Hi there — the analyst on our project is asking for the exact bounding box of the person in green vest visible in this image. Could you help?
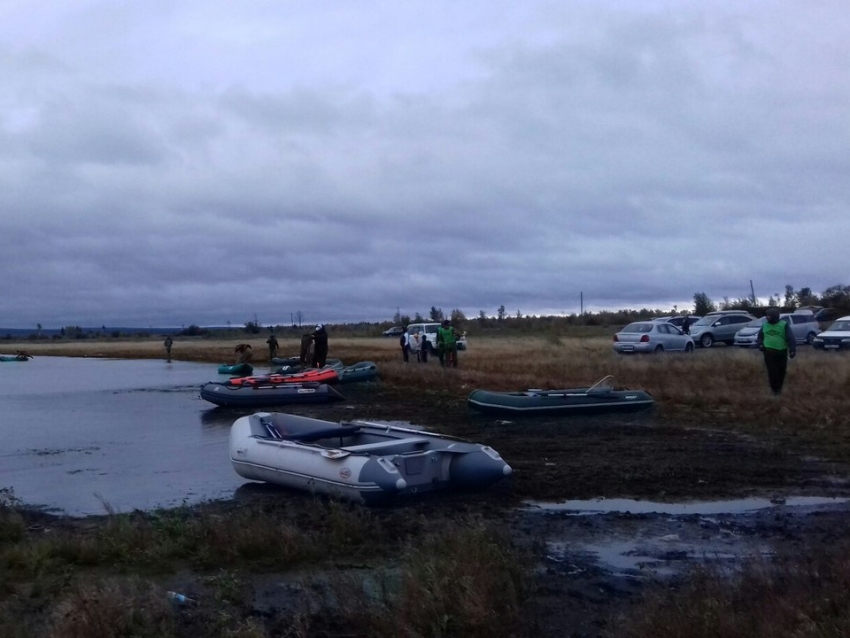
[436,319,460,368]
[756,307,796,395]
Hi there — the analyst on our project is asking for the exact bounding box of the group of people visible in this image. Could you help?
[399,319,462,368]
[266,324,329,368]
[162,324,330,369]
[262,324,330,368]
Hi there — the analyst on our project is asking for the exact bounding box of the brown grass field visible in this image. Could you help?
[3,334,850,637]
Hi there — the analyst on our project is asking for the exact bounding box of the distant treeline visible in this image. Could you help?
[4,283,848,342]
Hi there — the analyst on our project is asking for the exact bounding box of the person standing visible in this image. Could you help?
[299,333,313,368]
[234,343,253,364]
[757,307,796,396]
[681,316,692,335]
[411,329,423,363]
[400,326,410,362]
[417,330,428,363]
[436,319,459,368]
[163,336,173,361]
[266,333,279,360]
[311,324,329,368]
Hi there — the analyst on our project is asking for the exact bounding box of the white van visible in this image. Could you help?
[406,323,468,353]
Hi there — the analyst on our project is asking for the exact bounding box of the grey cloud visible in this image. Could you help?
[1,2,848,328]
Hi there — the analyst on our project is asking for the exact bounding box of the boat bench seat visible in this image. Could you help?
[341,437,430,454]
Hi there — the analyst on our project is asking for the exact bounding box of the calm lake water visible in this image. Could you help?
[0,356,263,516]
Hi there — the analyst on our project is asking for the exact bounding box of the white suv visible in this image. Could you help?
[406,322,468,353]
[689,311,756,348]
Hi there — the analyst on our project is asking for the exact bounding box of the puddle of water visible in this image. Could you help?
[546,536,773,579]
[524,495,850,580]
[525,496,850,516]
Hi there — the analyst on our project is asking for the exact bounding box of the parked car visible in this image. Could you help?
[785,310,820,345]
[406,322,468,352]
[612,322,694,354]
[688,311,756,348]
[651,315,702,331]
[382,326,404,338]
[814,307,841,331]
[734,317,768,347]
[812,316,850,351]
[734,311,819,347]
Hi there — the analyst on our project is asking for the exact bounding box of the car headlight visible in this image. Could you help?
[813,337,823,342]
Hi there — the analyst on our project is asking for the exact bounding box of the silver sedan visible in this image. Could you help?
[613,322,695,354]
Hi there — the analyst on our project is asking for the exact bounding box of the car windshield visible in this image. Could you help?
[828,320,850,331]
[621,323,652,333]
[745,317,766,327]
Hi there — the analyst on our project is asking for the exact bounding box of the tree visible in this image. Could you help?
[429,306,444,321]
[797,287,817,306]
[244,321,261,334]
[497,305,506,321]
[693,292,716,316]
[821,284,850,310]
[784,285,797,309]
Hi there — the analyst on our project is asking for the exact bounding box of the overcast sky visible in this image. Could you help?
[1,1,848,329]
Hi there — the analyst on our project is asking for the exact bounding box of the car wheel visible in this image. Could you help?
[654,345,664,353]
[685,342,694,353]
[806,332,817,345]
[700,334,714,348]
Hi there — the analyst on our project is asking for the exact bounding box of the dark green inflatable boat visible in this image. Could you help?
[218,362,254,376]
[468,375,654,416]
[338,361,379,384]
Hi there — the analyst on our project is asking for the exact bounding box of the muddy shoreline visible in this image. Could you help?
[5,338,850,636]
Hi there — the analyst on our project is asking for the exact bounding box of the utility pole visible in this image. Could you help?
[580,292,584,315]
[750,280,757,305]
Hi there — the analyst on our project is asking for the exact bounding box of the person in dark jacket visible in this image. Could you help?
[266,334,279,360]
[416,330,428,363]
[299,333,313,368]
[163,336,173,361]
[311,324,329,368]
[756,307,796,395]
[400,326,410,362]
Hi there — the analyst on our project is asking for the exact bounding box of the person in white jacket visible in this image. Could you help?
[400,326,410,363]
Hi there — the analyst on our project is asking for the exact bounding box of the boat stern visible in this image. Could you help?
[449,445,513,489]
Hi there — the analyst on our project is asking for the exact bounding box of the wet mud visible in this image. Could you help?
[306,383,850,635]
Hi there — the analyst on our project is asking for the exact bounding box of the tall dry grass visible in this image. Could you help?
[1,495,530,638]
